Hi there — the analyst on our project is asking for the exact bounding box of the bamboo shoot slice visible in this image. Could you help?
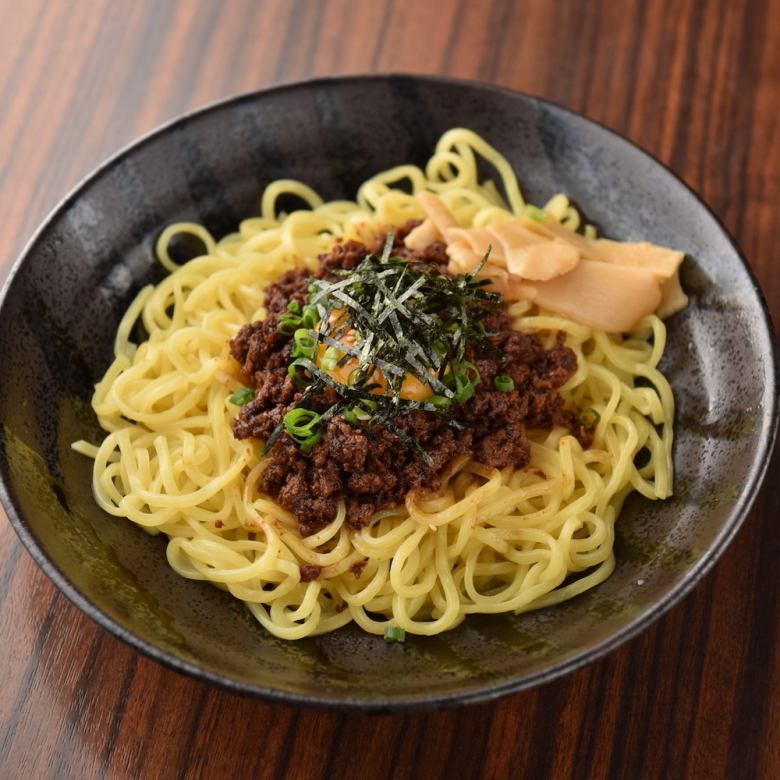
[445,227,507,265]
[656,269,689,318]
[404,218,441,250]
[529,259,662,332]
[594,239,683,278]
[417,191,458,235]
[504,239,580,281]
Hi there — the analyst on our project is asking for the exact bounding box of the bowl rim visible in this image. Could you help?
[1,73,778,712]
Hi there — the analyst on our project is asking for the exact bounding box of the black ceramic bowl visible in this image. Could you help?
[0,76,777,711]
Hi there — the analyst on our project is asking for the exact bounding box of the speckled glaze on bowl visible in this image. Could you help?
[0,76,777,711]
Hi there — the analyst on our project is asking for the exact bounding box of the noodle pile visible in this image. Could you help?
[74,129,674,639]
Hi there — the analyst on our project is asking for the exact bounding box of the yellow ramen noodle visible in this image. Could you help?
[74,128,674,639]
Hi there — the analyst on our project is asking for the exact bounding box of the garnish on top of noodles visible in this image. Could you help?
[260,235,503,464]
[409,191,688,331]
[230,227,589,534]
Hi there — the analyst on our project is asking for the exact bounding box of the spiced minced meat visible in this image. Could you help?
[229,224,592,538]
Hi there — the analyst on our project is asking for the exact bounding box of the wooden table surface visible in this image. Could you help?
[1,1,779,777]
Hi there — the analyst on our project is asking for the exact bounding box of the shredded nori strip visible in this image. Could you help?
[265,235,501,463]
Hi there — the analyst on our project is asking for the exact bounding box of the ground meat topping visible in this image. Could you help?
[229,226,588,536]
[299,564,322,582]
[350,559,368,578]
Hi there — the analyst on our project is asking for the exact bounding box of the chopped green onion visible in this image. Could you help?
[293,328,317,359]
[426,394,452,408]
[321,346,340,371]
[283,407,322,452]
[278,301,318,335]
[494,375,515,392]
[453,375,476,403]
[228,387,255,406]
[299,431,322,452]
[524,204,549,222]
[360,398,378,412]
[446,360,481,403]
[301,304,319,329]
[458,360,481,385]
[342,398,378,424]
[579,407,601,428]
[345,367,360,385]
[283,407,321,439]
[287,360,301,387]
[384,626,406,643]
[277,313,301,335]
[432,339,448,356]
[287,358,311,387]
[343,407,368,424]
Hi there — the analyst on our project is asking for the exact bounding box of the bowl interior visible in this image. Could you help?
[0,76,776,709]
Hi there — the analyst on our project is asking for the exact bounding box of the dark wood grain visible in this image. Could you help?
[1,0,778,777]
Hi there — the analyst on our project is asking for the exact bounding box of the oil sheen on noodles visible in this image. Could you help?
[74,129,674,639]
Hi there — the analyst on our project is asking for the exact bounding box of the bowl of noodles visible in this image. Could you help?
[0,75,776,710]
